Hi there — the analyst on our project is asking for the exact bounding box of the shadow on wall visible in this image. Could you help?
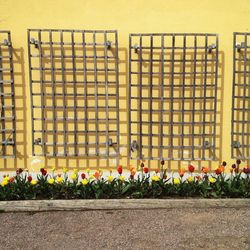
[2,47,28,171]
[233,51,250,161]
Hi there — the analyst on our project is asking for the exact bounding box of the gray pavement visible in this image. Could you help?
[0,208,249,250]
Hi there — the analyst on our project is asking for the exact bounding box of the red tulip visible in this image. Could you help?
[27,176,32,182]
[143,167,149,174]
[9,177,15,183]
[243,167,250,175]
[117,165,123,175]
[81,173,86,179]
[40,168,47,176]
[16,168,23,175]
[188,165,195,173]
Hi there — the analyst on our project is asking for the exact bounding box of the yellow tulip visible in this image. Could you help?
[3,176,10,181]
[107,175,114,182]
[119,175,125,182]
[187,176,194,183]
[209,177,216,183]
[71,173,77,181]
[151,175,160,182]
[48,178,55,184]
[1,179,8,187]
[31,180,37,185]
[89,174,94,180]
[56,176,63,183]
[173,178,181,185]
[82,179,89,186]
[63,167,68,174]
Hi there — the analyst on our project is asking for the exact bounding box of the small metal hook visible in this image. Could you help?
[235,42,245,52]
[3,39,10,47]
[30,38,39,48]
[203,140,211,148]
[106,40,112,50]
[108,138,113,146]
[207,44,216,53]
[34,138,42,145]
[232,141,241,149]
[3,138,13,145]
[133,44,140,53]
[130,140,139,152]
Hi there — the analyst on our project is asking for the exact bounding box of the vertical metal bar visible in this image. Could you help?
[104,31,109,157]
[202,34,208,160]
[169,34,175,159]
[60,31,67,156]
[241,34,248,159]
[191,35,197,160]
[114,31,120,159]
[159,34,164,160]
[8,31,16,157]
[93,32,99,155]
[49,30,57,156]
[82,31,88,156]
[128,35,132,158]
[213,35,219,160]
[0,37,6,156]
[181,35,186,160]
[139,35,143,160]
[149,35,153,159]
[231,33,236,158]
[38,30,45,155]
[27,30,35,155]
[71,31,78,156]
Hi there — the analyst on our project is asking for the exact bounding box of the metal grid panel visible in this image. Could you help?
[28,29,120,157]
[0,31,16,158]
[232,32,250,159]
[129,33,219,161]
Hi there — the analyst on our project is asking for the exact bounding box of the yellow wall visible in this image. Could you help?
[0,0,249,172]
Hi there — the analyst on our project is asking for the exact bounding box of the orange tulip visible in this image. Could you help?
[130,168,136,176]
[195,175,202,181]
[94,171,101,179]
[155,168,160,174]
[215,167,224,175]
[178,169,185,178]
[202,166,209,174]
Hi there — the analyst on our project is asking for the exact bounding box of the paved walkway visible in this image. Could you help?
[0,207,249,249]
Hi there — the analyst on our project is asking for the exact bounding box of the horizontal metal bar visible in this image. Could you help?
[34,142,114,146]
[31,67,116,72]
[31,55,116,59]
[31,80,117,85]
[130,33,218,36]
[28,29,117,33]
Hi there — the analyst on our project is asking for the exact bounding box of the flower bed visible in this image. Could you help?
[0,160,249,200]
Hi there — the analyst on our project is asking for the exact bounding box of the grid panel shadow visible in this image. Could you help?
[232,32,250,160]
[28,29,120,157]
[0,31,16,158]
[129,33,219,161]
